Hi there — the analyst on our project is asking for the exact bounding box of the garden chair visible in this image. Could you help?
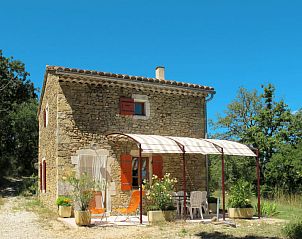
[185,191,205,219]
[89,191,105,218]
[200,191,208,215]
[114,190,145,222]
[171,192,180,215]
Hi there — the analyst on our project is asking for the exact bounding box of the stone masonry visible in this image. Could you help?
[38,66,214,212]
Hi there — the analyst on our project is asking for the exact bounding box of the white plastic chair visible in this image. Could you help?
[200,191,208,215]
[186,191,205,219]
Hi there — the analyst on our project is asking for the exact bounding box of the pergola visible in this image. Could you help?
[107,133,260,224]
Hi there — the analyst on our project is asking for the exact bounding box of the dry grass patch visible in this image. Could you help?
[0,196,4,207]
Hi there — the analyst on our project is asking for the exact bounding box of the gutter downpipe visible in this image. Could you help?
[204,93,215,198]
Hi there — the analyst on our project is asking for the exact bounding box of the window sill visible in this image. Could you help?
[133,115,149,120]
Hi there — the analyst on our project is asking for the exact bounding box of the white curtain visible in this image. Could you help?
[78,154,110,211]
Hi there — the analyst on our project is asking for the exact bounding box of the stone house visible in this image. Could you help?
[38,65,215,212]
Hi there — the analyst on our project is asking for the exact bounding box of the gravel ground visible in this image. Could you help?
[0,196,285,239]
[0,197,189,239]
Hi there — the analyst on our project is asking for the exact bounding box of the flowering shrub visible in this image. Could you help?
[56,196,72,207]
[227,179,254,208]
[144,173,177,211]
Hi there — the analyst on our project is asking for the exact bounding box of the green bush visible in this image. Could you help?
[21,174,38,196]
[144,173,177,211]
[227,179,254,208]
[282,219,302,239]
[257,201,278,217]
[56,196,72,206]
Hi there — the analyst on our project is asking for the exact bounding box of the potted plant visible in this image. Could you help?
[144,173,177,224]
[66,172,96,226]
[208,196,218,214]
[56,196,72,218]
[227,179,254,219]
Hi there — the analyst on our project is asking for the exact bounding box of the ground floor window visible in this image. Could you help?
[132,157,149,187]
[120,154,163,191]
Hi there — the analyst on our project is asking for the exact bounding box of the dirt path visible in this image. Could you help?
[0,197,51,239]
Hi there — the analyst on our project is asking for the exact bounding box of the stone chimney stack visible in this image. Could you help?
[155,66,165,80]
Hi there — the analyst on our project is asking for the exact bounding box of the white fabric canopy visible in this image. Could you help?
[168,136,221,154]
[107,133,256,157]
[204,139,256,157]
[109,133,183,153]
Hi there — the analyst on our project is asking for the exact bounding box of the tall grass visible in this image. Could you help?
[266,191,302,220]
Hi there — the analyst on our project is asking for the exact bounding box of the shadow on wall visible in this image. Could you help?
[195,231,279,239]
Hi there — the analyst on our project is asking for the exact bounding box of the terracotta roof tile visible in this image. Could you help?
[46,65,215,91]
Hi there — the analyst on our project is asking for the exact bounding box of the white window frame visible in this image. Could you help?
[132,94,150,120]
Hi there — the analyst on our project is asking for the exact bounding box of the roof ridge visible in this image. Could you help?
[46,65,215,91]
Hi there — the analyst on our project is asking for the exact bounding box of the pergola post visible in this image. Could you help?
[256,149,261,219]
[139,144,143,224]
[221,148,225,221]
[182,147,187,220]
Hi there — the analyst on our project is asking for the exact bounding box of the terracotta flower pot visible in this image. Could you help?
[228,208,254,219]
[58,206,72,218]
[75,210,91,226]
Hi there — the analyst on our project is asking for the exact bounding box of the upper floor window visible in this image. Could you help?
[134,102,145,116]
[119,94,150,119]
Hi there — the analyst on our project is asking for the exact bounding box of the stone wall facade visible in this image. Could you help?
[38,74,60,210]
[39,72,207,212]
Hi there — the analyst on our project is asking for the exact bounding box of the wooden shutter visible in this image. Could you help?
[120,97,134,115]
[120,154,132,191]
[43,160,46,191]
[152,155,163,179]
[39,162,42,191]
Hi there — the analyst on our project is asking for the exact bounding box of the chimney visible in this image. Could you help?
[155,66,165,80]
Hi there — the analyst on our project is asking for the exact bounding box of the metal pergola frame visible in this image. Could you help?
[106,133,261,224]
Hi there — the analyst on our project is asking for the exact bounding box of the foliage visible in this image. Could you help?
[65,172,96,211]
[209,154,256,192]
[144,173,177,211]
[265,142,302,194]
[21,174,38,196]
[227,179,254,208]
[56,196,72,207]
[282,218,302,239]
[0,50,38,177]
[208,196,218,203]
[210,84,301,194]
[257,201,278,217]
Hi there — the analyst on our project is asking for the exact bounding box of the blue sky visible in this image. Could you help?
[1,0,301,129]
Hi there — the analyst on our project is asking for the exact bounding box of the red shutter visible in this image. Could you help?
[43,161,46,191]
[152,155,163,179]
[120,154,132,191]
[120,97,134,115]
[43,109,46,127]
[39,162,42,191]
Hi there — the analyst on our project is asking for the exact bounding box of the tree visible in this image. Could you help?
[265,142,302,194]
[210,84,298,193]
[0,50,38,176]
[211,84,292,168]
